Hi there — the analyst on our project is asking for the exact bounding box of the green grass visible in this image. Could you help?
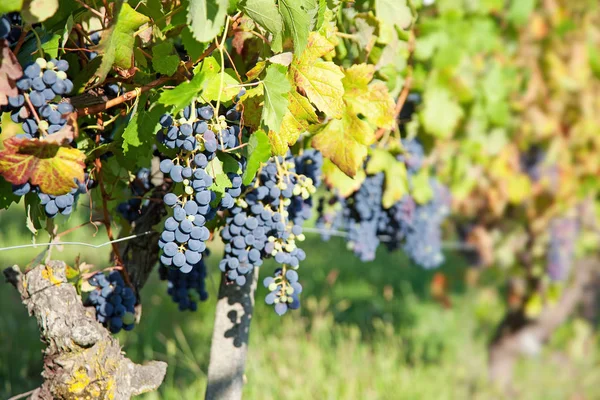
[1,206,600,399]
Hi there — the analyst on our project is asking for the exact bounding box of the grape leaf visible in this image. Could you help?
[242,129,271,185]
[201,69,239,102]
[322,159,365,198]
[152,42,180,76]
[262,64,291,133]
[291,33,344,118]
[343,64,395,129]
[0,40,23,106]
[157,59,216,113]
[0,137,85,195]
[270,91,318,155]
[419,86,464,138]
[187,0,228,42]
[278,0,310,56]
[181,26,208,61]
[0,176,20,210]
[94,3,149,82]
[0,0,23,15]
[311,112,373,177]
[367,148,409,208]
[21,0,58,24]
[40,34,61,58]
[239,85,264,130]
[374,0,412,31]
[240,0,282,36]
[411,168,433,205]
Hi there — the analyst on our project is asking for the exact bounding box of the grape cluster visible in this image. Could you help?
[317,140,450,268]
[402,180,450,268]
[3,57,74,140]
[157,98,245,277]
[159,253,209,311]
[88,271,136,333]
[220,153,319,313]
[263,268,302,316]
[547,217,579,281]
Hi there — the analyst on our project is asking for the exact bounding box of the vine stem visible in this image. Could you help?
[75,41,218,117]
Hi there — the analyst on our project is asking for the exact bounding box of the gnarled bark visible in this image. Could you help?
[3,261,166,399]
[488,257,597,392]
[205,269,259,400]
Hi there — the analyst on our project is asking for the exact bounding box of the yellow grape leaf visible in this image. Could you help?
[291,32,344,118]
[271,91,319,155]
[322,158,366,197]
[0,136,85,195]
[311,112,373,177]
[343,64,395,129]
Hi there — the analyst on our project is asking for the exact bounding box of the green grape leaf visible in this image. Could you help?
[311,112,373,177]
[367,149,409,208]
[411,168,433,205]
[322,159,366,198]
[242,129,271,185]
[61,15,74,50]
[0,137,85,195]
[374,0,412,31]
[206,156,232,198]
[262,64,291,133]
[157,58,223,113]
[291,33,344,118]
[240,0,282,35]
[181,26,208,61]
[152,42,180,76]
[202,69,239,102]
[94,3,149,82]
[279,0,310,56]
[187,0,228,42]
[121,93,166,168]
[40,34,60,58]
[270,91,318,155]
[419,86,464,138]
[343,64,395,129]
[0,0,23,15]
[0,176,20,210]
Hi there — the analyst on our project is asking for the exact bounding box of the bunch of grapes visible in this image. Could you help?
[158,254,209,311]
[316,139,450,268]
[402,181,450,268]
[87,271,136,333]
[156,96,246,306]
[547,217,579,281]
[220,153,319,314]
[3,57,74,140]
